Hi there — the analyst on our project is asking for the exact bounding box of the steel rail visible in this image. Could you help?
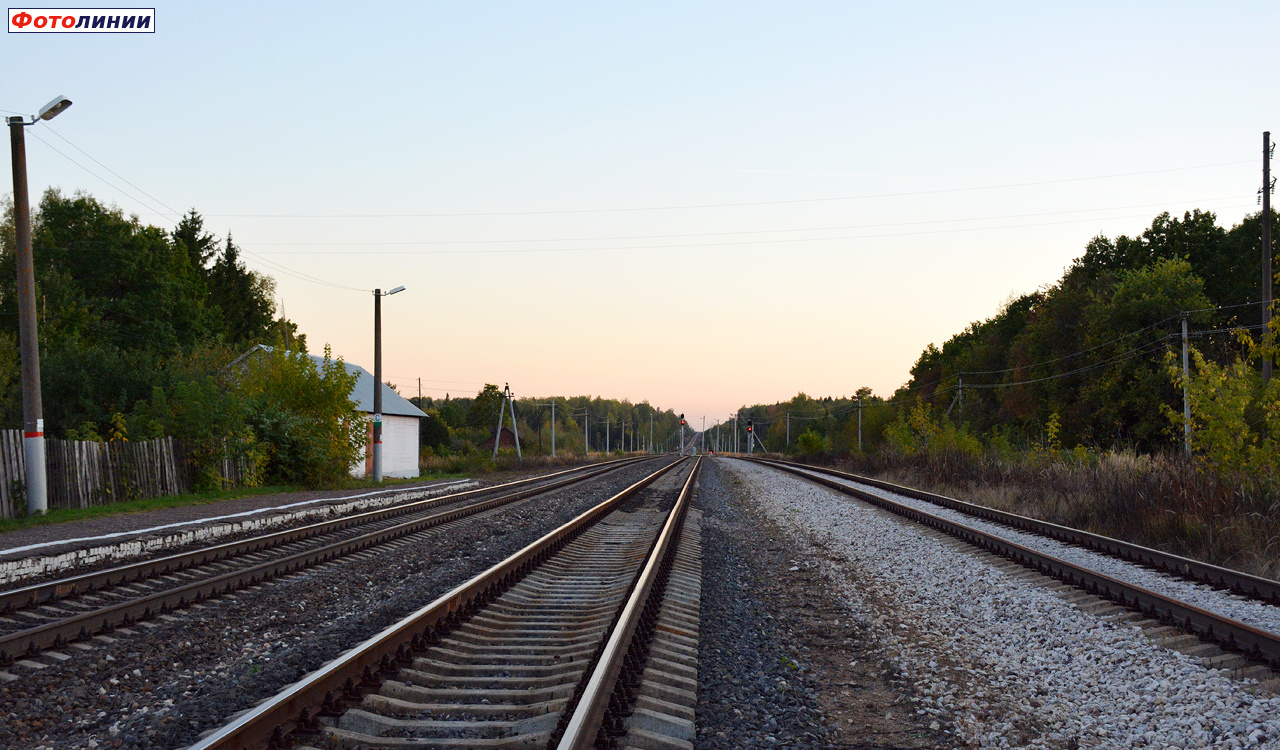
[753,458,1280,669]
[758,457,1280,604]
[185,457,688,750]
[0,456,647,615]
[0,457,653,664]
[557,456,700,749]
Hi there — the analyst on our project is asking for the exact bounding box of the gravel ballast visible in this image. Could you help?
[797,465,1280,638]
[0,460,668,750]
[728,459,1280,749]
[694,459,946,749]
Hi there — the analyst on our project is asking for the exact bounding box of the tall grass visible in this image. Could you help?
[812,449,1280,580]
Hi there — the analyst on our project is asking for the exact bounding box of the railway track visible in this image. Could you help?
[756,457,1280,603]
[749,457,1280,674]
[186,456,702,750]
[0,457,652,667]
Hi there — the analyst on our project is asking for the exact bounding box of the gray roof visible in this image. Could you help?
[319,355,426,418]
[233,346,425,419]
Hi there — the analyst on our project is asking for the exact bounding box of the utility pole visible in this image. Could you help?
[373,290,383,481]
[1182,314,1192,457]
[371,285,403,481]
[491,384,506,460]
[418,377,421,402]
[9,116,46,514]
[551,400,556,458]
[857,397,863,453]
[649,413,653,454]
[508,388,521,459]
[606,416,610,453]
[584,412,589,456]
[785,411,790,449]
[1264,131,1274,384]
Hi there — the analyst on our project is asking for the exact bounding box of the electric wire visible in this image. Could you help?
[242,196,1249,248]
[243,205,1256,256]
[197,159,1255,218]
[40,124,185,218]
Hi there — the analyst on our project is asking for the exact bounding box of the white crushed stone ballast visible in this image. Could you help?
[725,459,1280,750]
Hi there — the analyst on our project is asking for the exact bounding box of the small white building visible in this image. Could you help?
[338,359,425,479]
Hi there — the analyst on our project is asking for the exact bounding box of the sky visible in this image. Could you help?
[4,2,1278,426]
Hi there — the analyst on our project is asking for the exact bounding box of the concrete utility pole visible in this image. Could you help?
[8,98,72,514]
[551,401,556,458]
[491,384,521,460]
[583,412,589,456]
[508,385,521,459]
[373,290,383,479]
[857,398,863,453]
[785,411,790,448]
[1264,131,1274,384]
[1182,314,1192,457]
[9,116,46,514]
[606,417,610,453]
[649,413,653,454]
[373,280,401,478]
[491,383,506,461]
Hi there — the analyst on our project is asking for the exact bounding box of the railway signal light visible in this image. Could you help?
[747,419,753,433]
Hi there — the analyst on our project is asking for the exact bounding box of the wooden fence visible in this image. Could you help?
[0,431,248,519]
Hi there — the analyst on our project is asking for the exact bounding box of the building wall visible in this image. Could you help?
[350,414,420,478]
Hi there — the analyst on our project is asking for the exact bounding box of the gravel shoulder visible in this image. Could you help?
[0,460,667,750]
[799,466,1280,638]
[725,458,1280,750]
[694,458,946,749]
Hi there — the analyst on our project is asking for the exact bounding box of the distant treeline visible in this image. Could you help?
[409,385,686,455]
[733,208,1278,458]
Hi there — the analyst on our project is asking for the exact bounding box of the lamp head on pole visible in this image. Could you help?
[36,96,72,121]
[386,285,405,295]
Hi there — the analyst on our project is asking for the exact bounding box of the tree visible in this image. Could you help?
[207,234,276,346]
[468,384,503,429]
[235,345,365,487]
[171,209,219,271]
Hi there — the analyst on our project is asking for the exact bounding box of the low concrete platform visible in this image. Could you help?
[0,477,478,585]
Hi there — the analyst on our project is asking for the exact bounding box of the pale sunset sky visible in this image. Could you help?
[4,2,1277,425]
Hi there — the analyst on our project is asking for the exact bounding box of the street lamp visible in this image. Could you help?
[9,95,72,515]
[372,285,405,481]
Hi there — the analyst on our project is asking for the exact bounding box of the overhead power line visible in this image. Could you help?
[192,159,1254,219]
[243,199,1254,256]
[241,196,1249,248]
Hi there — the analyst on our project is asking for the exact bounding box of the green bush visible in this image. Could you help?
[236,345,366,487]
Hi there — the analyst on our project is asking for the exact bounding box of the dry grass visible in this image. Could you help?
[419,450,627,477]
[823,450,1280,581]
